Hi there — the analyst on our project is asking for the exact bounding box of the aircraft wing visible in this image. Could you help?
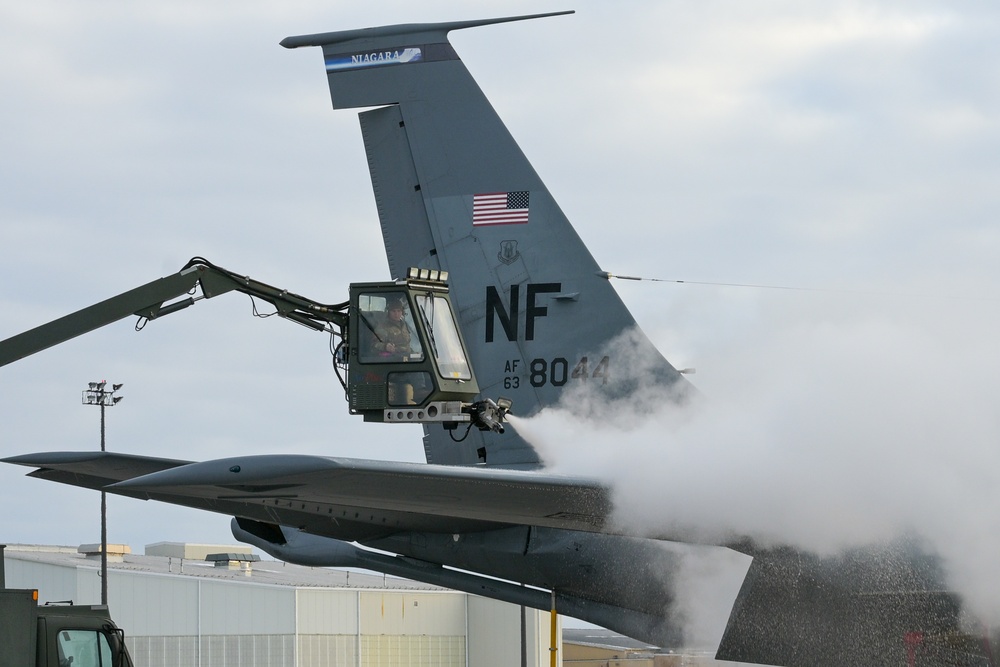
[3,452,614,540]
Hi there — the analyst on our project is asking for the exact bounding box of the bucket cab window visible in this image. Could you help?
[357,292,424,363]
[386,371,434,406]
[414,293,472,380]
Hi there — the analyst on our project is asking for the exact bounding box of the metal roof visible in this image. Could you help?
[4,543,448,591]
[563,628,662,652]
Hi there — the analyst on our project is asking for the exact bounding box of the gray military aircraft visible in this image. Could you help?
[2,11,996,667]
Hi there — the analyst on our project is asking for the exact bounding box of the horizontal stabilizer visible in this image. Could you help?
[5,451,614,537]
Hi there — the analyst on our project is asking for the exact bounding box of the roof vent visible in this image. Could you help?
[78,543,131,563]
[205,552,260,576]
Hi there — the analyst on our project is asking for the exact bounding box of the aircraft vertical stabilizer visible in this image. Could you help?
[283,13,691,466]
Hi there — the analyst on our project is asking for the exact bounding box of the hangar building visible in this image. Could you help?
[3,542,559,667]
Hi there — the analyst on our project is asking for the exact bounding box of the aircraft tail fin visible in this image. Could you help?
[284,13,691,467]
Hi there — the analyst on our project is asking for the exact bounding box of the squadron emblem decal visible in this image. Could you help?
[498,240,520,265]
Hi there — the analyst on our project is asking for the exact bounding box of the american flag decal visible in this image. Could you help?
[472,191,530,226]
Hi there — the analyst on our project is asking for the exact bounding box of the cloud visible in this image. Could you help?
[2,0,999,606]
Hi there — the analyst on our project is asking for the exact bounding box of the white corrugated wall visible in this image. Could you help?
[467,595,557,667]
[4,554,552,667]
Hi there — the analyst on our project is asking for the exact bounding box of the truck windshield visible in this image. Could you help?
[414,293,472,380]
[57,629,114,667]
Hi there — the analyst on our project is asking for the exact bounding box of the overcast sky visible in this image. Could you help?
[2,0,999,593]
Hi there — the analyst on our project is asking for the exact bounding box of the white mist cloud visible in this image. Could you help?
[515,294,1000,624]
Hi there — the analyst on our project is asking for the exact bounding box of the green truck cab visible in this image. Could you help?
[0,588,133,667]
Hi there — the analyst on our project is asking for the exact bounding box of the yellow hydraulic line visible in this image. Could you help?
[550,589,558,667]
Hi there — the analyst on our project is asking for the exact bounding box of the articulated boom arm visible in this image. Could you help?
[0,257,348,369]
[187,258,350,333]
[0,258,510,433]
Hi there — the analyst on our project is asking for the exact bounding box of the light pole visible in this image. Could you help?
[82,381,123,606]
